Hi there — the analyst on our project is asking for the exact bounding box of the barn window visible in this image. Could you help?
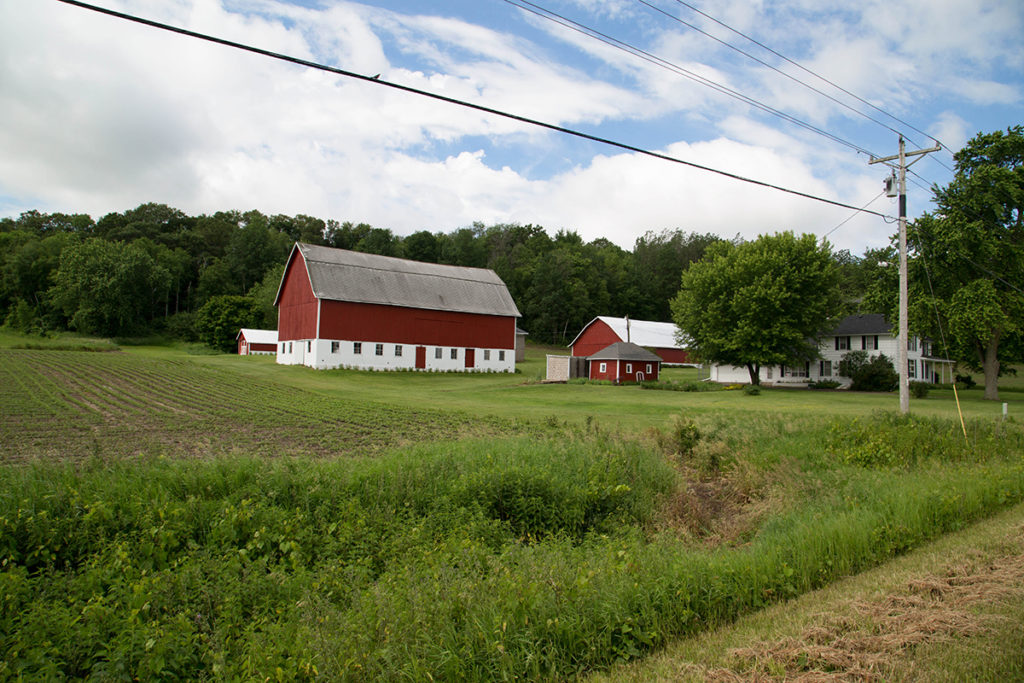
[450,348,458,360]
[280,343,285,353]
[375,343,384,356]
[483,350,490,361]
[626,363,633,373]
[646,364,652,374]
[498,350,505,361]
[435,347,442,359]
[353,342,362,354]
[395,345,402,357]
[288,342,293,353]
[599,362,607,373]
[331,341,339,353]
[307,341,311,353]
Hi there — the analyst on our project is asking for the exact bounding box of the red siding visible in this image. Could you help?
[589,359,618,381]
[572,320,620,357]
[653,348,690,364]
[318,299,515,349]
[277,253,318,341]
[589,359,660,383]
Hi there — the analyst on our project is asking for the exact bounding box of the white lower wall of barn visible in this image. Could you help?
[276,338,515,373]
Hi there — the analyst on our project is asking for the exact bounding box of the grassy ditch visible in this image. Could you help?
[2,413,1023,680]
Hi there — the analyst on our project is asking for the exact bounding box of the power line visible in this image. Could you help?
[634,0,906,142]
[662,0,953,166]
[54,0,895,220]
[822,191,889,241]
[501,0,880,158]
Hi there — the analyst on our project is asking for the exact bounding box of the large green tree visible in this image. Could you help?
[670,231,841,385]
[909,126,1024,400]
[49,238,170,336]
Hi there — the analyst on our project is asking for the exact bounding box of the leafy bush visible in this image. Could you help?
[955,374,977,389]
[838,350,898,392]
[909,381,930,399]
[807,379,841,390]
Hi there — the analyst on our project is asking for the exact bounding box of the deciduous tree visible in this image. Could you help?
[670,231,841,385]
[908,126,1024,400]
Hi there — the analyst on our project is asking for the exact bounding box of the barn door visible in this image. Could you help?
[464,348,475,369]
[415,346,426,369]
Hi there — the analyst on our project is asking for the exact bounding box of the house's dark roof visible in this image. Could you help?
[829,314,891,336]
[279,243,521,317]
[587,342,662,362]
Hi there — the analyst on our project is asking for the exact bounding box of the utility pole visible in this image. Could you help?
[869,136,940,414]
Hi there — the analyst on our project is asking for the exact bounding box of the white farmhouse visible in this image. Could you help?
[708,314,954,387]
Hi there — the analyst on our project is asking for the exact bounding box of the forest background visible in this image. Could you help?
[0,205,886,350]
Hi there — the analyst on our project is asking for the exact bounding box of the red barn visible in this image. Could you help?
[588,342,661,383]
[236,328,278,356]
[274,243,521,372]
[570,316,690,364]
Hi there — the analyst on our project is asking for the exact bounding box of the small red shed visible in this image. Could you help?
[237,328,278,356]
[588,342,662,383]
[570,316,690,364]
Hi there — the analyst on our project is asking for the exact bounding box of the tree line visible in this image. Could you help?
[0,205,888,349]
[0,207,738,345]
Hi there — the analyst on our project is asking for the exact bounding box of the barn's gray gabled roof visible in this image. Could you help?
[284,243,521,317]
[587,342,662,362]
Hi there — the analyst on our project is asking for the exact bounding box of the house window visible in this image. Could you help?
[450,348,458,360]
[908,360,917,378]
[375,343,384,356]
[395,345,402,357]
[331,341,339,353]
[626,363,633,374]
[353,342,362,355]
[921,341,931,356]
[599,362,607,373]
[498,350,505,361]
[819,360,832,377]
[435,347,442,359]
[862,335,878,350]
[835,336,850,351]
[766,366,773,380]
[483,349,491,361]
[786,363,809,378]
[907,336,918,351]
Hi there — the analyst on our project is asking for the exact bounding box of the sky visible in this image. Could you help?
[1,0,1021,253]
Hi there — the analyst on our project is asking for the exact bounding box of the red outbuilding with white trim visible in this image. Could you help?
[237,328,278,356]
[274,243,521,372]
[587,342,662,383]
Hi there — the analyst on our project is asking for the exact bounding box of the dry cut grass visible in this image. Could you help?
[700,526,1024,682]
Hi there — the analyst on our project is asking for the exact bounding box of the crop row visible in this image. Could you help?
[0,350,518,460]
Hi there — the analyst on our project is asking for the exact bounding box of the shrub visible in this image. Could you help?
[955,374,977,389]
[909,381,930,399]
[807,380,841,390]
[742,384,761,396]
[838,351,898,392]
